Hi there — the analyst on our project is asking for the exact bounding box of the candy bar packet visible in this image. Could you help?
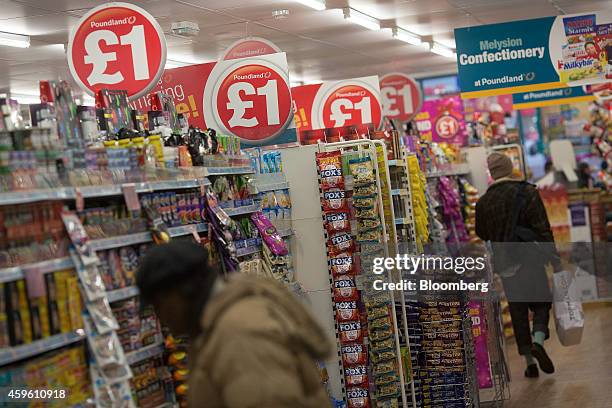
[317,151,345,190]
[347,387,370,408]
[327,232,355,256]
[339,320,364,344]
[345,365,368,387]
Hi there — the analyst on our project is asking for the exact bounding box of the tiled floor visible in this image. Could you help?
[503,304,612,408]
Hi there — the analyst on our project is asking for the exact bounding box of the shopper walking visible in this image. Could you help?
[475,152,558,378]
[136,241,332,407]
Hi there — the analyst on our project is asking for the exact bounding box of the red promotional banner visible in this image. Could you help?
[67,2,167,100]
[414,95,467,146]
[221,37,281,61]
[131,52,297,147]
[291,76,382,143]
[379,73,422,122]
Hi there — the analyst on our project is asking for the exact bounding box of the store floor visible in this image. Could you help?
[504,304,612,408]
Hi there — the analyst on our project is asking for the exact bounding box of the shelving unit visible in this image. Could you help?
[0,331,86,366]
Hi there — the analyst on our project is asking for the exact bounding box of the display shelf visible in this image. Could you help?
[224,203,260,217]
[395,217,413,225]
[107,286,140,303]
[278,228,293,237]
[126,341,165,365]
[89,223,209,251]
[388,159,405,166]
[0,257,74,283]
[0,331,86,366]
[0,178,213,205]
[204,166,254,176]
[426,163,471,178]
[255,181,290,192]
[391,188,408,196]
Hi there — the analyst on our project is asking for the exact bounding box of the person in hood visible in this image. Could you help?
[136,240,332,408]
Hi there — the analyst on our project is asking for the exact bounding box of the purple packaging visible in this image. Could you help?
[250,212,288,256]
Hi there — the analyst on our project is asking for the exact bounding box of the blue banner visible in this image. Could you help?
[512,86,594,109]
[455,11,612,98]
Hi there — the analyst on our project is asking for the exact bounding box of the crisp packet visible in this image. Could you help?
[357,218,381,231]
[373,360,396,377]
[250,212,288,256]
[329,253,355,276]
[324,211,351,233]
[349,157,375,185]
[353,195,377,208]
[341,343,368,366]
[345,365,368,387]
[357,228,382,243]
[354,182,377,196]
[339,320,363,343]
[347,387,370,408]
[376,398,399,408]
[317,151,345,190]
[355,206,378,219]
[333,275,358,301]
[327,232,355,256]
[87,297,119,334]
[336,300,360,322]
[322,189,350,212]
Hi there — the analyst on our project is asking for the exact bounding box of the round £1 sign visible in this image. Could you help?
[67,2,167,100]
[214,63,292,142]
[321,84,382,129]
[379,73,422,121]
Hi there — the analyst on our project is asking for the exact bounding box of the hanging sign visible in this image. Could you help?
[379,73,422,121]
[221,37,281,60]
[455,11,612,99]
[67,2,167,100]
[414,95,467,146]
[131,52,297,147]
[292,76,383,138]
[512,86,595,109]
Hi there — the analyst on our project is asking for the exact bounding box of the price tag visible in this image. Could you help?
[67,2,167,100]
[215,64,292,142]
[321,84,382,129]
[379,73,422,121]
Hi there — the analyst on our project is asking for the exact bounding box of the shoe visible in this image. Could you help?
[524,364,539,378]
[531,343,555,374]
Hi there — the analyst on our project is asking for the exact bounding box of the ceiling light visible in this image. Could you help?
[392,27,427,47]
[0,31,30,48]
[431,42,456,59]
[295,0,326,11]
[343,7,380,31]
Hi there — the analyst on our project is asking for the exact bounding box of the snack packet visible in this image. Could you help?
[339,320,363,343]
[327,232,355,256]
[341,343,368,366]
[324,211,351,233]
[345,365,368,387]
[321,189,349,212]
[250,212,288,256]
[347,387,370,408]
[336,300,360,322]
[353,195,377,208]
[329,253,355,276]
[349,157,375,185]
[317,151,345,190]
[333,275,359,301]
[354,182,377,196]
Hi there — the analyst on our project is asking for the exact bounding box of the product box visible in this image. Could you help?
[30,296,51,340]
[5,280,32,345]
[65,276,83,330]
[0,283,9,347]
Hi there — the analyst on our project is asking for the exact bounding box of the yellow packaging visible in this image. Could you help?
[55,271,71,333]
[66,277,83,330]
[16,280,32,343]
[147,134,165,168]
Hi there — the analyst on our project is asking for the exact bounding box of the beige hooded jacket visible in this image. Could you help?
[187,275,332,408]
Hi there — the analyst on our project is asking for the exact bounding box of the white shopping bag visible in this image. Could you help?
[553,269,584,346]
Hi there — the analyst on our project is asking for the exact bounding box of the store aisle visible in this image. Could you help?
[505,305,612,408]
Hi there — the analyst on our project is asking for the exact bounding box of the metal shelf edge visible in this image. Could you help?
[0,331,86,366]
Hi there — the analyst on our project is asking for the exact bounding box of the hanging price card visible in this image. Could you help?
[67,2,167,100]
[379,73,422,121]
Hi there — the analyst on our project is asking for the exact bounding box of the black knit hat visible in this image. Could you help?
[136,240,219,304]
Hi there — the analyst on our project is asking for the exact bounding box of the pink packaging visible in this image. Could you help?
[250,212,288,256]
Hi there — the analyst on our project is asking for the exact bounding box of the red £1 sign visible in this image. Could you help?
[215,64,292,142]
[67,2,167,100]
[435,115,460,139]
[379,73,422,121]
[321,85,382,129]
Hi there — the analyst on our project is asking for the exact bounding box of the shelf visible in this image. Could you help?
[0,257,74,283]
[0,331,86,366]
[255,181,290,192]
[278,228,293,238]
[426,164,470,178]
[204,166,254,176]
[391,189,408,196]
[224,204,260,217]
[126,341,165,365]
[89,223,208,251]
[0,178,213,205]
[107,286,140,303]
[388,159,405,167]
[395,217,413,225]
